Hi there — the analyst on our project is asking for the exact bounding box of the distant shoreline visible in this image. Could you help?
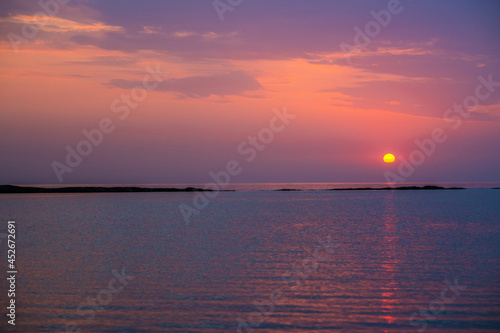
[275,185,466,191]
[0,185,222,193]
[0,184,481,194]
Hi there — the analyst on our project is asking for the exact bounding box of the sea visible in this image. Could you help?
[0,182,499,332]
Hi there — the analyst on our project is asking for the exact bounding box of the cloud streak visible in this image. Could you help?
[0,14,122,33]
[105,71,262,98]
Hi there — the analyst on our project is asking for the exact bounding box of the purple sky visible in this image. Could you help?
[1,0,499,184]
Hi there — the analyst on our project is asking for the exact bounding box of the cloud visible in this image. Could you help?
[64,74,90,78]
[0,15,122,33]
[2,0,495,81]
[468,103,500,122]
[307,42,500,82]
[308,46,436,66]
[332,78,500,121]
[140,26,161,34]
[105,71,262,98]
[171,30,238,40]
[468,112,499,122]
[67,56,137,67]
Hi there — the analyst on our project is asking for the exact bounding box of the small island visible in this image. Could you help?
[328,185,466,191]
[0,185,224,194]
[275,185,466,191]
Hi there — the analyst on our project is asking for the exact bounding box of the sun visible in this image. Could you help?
[383,153,395,163]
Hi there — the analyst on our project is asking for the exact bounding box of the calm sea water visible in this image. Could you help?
[24,182,500,191]
[1,187,499,332]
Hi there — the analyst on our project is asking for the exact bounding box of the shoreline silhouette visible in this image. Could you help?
[0,185,222,193]
[0,184,473,194]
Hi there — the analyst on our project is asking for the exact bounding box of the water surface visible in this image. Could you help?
[0,188,499,332]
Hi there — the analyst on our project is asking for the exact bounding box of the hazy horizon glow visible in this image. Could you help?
[1,0,499,184]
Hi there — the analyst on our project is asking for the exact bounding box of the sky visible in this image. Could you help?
[0,0,499,185]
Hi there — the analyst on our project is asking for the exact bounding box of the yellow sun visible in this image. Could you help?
[383,153,395,163]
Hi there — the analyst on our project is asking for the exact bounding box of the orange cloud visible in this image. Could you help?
[0,15,122,33]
